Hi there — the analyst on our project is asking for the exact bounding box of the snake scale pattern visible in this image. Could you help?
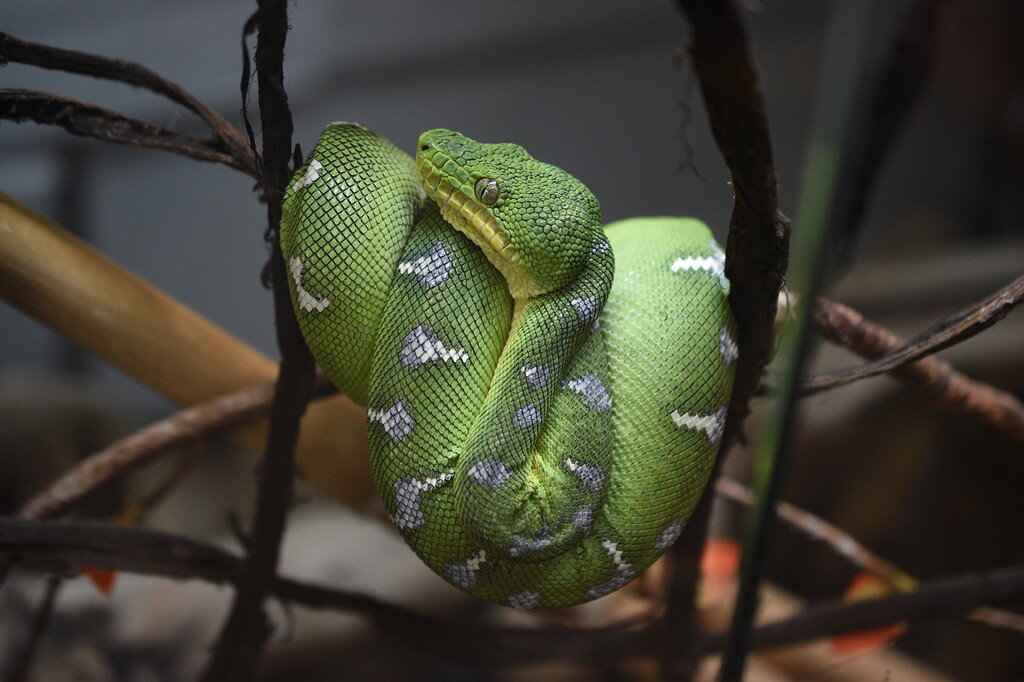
[280,124,735,609]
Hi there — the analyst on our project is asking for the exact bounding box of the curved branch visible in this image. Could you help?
[15,376,336,522]
[807,296,1024,444]
[1,89,255,176]
[805,275,1024,395]
[666,1,791,677]
[0,32,257,176]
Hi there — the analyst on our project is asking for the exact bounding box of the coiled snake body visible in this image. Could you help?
[281,124,735,609]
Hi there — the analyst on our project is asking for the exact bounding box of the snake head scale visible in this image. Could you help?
[416,129,602,299]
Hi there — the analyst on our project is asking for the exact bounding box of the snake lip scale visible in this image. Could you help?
[416,150,519,263]
[281,124,736,609]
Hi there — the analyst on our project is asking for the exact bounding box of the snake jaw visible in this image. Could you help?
[417,152,541,297]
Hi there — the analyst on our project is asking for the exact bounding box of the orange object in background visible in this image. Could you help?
[830,571,906,654]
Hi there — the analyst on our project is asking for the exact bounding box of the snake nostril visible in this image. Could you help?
[420,144,429,151]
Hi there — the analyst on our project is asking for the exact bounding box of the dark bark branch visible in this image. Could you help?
[0,32,257,176]
[709,563,1024,654]
[674,0,790,449]
[0,518,430,634]
[0,89,254,175]
[714,477,1024,635]
[805,275,1024,392]
[14,376,335,523]
[3,517,1024,668]
[4,575,62,682]
[808,296,1024,443]
[668,1,790,678]
[203,2,304,678]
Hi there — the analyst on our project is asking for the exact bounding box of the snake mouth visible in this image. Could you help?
[416,153,521,265]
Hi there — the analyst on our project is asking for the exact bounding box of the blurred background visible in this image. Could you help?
[2,0,1023,679]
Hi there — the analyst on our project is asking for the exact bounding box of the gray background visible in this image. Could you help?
[0,0,1015,423]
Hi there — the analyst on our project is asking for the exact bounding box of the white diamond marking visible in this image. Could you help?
[288,256,331,312]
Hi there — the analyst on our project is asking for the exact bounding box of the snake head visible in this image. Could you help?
[417,129,602,299]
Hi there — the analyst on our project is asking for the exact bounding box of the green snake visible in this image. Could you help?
[280,124,735,609]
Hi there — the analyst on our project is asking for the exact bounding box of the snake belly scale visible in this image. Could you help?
[280,123,736,609]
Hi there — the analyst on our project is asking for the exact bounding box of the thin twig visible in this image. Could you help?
[808,297,1024,444]
[0,89,255,175]
[0,32,257,176]
[203,2,305,677]
[713,477,1024,635]
[4,575,62,682]
[715,478,910,586]
[14,376,334,523]
[805,276,1024,397]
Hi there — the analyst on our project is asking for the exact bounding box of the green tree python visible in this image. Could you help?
[280,124,735,609]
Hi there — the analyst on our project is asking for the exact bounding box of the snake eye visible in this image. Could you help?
[475,177,499,205]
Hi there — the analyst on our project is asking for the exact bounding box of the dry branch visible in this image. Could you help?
[15,377,335,523]
[809,296,1024,444]
[3,517,1023,668]
[806,276,1024,395]
[5,575,62,682]
[669,0,791,677]
[0,89,253,174]
[202,2,305,676]
[0,31,257,176]
[714,477,1024,635]
[724,563,1024,653]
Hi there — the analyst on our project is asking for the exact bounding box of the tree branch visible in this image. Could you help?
[0,89,256,176]
[714,477,1024,635]
[713,563,1024,653]
[0,518,429,633]
[674,0,790,450]
[669,1,791,677]
[202,2,305,677]
[3,517,1024,668]
[14,376,335,523]
[0,32,257,176]
[808,296,1024,444]
[805,275,1024,390]
[4,575,62,682]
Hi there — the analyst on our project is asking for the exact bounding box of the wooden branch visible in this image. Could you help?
[806,275,1024,392]
[669,0,791,677]
[203,2,303,676]
[714,478,1024,635]
[4,516,1024,668]
[719,563,1024,654]
[0,32,257,177]
[15,378,335,523]
[0,89,254,175]
[5,575,62,682]
[674,0,789,449]
[0,192,372,505]
[808,296,1024,444]
[0,518,426,631]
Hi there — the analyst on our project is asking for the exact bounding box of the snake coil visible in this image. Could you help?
[281,124,735,609]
